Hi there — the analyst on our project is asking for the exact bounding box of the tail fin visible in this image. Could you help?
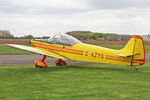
[120,35,145,66]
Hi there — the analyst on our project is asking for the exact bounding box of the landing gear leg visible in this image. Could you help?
[41,55,47,62]
[133,66,140,72]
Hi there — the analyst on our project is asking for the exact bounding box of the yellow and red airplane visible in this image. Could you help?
[6,33,145,71]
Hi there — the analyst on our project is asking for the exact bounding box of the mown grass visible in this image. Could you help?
[0,63,150,100]
[0,44,33,55]
[0,44,150,55]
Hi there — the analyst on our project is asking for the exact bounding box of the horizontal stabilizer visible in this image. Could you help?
[117,53,140,57]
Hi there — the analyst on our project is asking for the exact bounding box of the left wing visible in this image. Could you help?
[5,44,68,60]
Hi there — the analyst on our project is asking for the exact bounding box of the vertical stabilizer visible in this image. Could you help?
[121,35,145,66]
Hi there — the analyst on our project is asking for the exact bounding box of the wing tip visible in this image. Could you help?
[5,44,12,47]
[5,44,17,48]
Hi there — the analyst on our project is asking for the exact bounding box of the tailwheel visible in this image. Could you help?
[55,59,67,66]
[34,55,48,68]
[133,66,140,72]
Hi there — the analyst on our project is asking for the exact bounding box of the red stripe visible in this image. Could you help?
[134,59,145,62]
[106,55,142,63]
[106,56,131,62]
[131,35,143,39]
[32,41,84,55]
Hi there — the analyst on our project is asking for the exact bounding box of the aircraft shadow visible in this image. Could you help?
[34,65,132,73]
[17,64,134,74]
[69,66,130,72]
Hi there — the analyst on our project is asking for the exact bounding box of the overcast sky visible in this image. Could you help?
[0,0,150,37]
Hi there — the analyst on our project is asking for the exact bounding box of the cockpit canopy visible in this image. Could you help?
[34,33,81,46]
[47,33,81,46]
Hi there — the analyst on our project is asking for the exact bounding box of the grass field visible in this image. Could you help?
[0,44,150,55]
[0,44,33,55]
[0,63,150,100]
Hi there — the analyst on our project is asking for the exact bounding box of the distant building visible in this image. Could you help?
[107,35,131,41]
[142,34,150,41]
[0,30,13,37]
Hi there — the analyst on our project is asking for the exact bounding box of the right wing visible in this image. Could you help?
[5,44,67,60]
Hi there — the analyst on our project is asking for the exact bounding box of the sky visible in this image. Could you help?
[0,0,150,37]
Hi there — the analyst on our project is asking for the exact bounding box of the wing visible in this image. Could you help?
[5,44,67,60]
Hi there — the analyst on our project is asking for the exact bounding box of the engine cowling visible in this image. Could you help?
[34,60,48,68]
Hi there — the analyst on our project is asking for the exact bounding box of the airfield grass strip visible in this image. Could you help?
[0,44,33,55]
[0,63,150,100]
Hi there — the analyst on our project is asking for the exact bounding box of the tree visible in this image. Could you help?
[22,35,34,39]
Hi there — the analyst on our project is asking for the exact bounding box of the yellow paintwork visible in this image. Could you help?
[37,48,67,60]
[31,35,145,66]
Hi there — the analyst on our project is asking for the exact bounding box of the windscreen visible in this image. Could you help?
[47,33,81,46]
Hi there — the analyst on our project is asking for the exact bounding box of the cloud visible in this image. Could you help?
[88,0,150,9]
[0,0,89,14]
[1,0,150,14]
[0,0,150,36]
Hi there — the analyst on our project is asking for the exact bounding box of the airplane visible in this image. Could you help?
[6,33,145,71]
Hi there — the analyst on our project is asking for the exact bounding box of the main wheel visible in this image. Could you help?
[55,59,67,66]
[56,63,62,66]
[35,65,42,68]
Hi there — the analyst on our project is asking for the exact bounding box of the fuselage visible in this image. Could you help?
[31,40,135,66]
